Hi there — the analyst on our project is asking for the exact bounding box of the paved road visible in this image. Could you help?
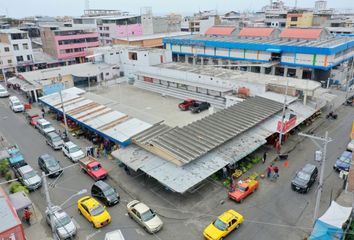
[0,92,353,240]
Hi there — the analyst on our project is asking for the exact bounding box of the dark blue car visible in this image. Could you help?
[333,151,352,171]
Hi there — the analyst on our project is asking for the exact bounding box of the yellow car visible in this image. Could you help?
[203,209,244,240]
[77,196,111,228]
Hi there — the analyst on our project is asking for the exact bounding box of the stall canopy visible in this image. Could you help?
[309,201,352,240]
[8,191,32,211]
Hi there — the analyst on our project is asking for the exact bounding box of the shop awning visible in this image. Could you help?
[266,48,282,53]
[8,191,32,211]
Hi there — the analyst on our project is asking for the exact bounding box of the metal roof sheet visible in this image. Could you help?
[133,96,283,165]
[39,88,152,144]
[0,198,19,232]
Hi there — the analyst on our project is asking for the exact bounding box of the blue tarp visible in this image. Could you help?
[309,220,343,240]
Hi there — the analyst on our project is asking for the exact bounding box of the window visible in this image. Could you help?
[13,44,19,51]
[7,59,12,64]
[16,56,24,62]
[128,52,138,60]
[23,43,28,50]
[27,55,31,61]
[104,26,109,30]
[290,17,298,21]
[4,47,9,52]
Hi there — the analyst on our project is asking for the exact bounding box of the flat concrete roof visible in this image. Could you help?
[114,32,190,41]
[148,62,321,92]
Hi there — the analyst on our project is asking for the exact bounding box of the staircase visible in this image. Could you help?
[134,80,226,109]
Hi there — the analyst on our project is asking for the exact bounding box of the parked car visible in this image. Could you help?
[7,145,26,168]
[228,179,259,203]
[347,139,354,152]
[38,154,63,178]
[105,230,125,240]
[203,209,244,240]
[14,164,42,191]
[0,85,9,98]
[291,164,318,193]
[45,205,77,240]
[46,131,64,150]
[91,180,119,206]
[62,141,85,162]
[189,101,210,113]
[24,110,41,127]
[9,96,24,112]
[77,196,111,229]
[79,156,108,181]
[127,200,163,233]
[36,119,56,135]
[178,99,196,111]
[333,151,353,172]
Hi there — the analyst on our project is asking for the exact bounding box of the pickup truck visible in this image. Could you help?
[24,110,41,127]
[228,179,259,203]
[178,99,195,111]
[79,156,108,181]
[7,145,26,168]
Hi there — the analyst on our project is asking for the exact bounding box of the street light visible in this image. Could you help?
[60,189,88,208]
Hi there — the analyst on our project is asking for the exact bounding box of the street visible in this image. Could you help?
[0,93,353,240]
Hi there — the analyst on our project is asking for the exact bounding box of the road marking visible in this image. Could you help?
[135,228,145,236]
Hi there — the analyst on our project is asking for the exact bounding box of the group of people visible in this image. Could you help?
[266,164,279,181]
[86,145,100,158]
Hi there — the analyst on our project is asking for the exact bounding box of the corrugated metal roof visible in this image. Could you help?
[0,188,20,232]
[280,28,323,39]
[39,88,152,145]
[133,96,283,165]
[239,27,274,37]
[205,26,236,36]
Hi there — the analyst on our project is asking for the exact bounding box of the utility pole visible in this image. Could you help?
[279,79,289,146]
[42,172,56,239]
[59,90,69,137]
[298,131,332,224]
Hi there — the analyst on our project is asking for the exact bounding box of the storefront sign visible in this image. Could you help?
[277,116,297,133]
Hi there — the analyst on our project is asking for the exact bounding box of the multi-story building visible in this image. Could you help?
[40,26,99,62]
[181,10,221,34]
[163,27,354,84]
[0,43,16,79]
[0,29,34,72]
[261,0,289,28]
[286,10,314,28]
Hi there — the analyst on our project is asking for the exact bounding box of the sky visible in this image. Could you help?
[0,0,352,18]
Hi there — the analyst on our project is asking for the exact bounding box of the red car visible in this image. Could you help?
[228,179,259,203]
[178,99,196,111]
[25,112,41,127]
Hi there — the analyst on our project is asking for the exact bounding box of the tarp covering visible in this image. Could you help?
[8,191,32,211]
[309,201,352,240]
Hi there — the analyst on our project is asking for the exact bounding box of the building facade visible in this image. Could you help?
[40,26,99,62]
[163,27,354,84]
[286,10,314,27]
[0,29,34,71]
[0,43,16,79]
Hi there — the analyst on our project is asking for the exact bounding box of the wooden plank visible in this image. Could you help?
[81,109,114,122]
[98,115,130,131]
[53,96,82,108]
[75,106,108,120]
[67,102,99,115]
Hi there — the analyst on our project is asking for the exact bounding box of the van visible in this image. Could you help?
[36,119,56,135]
[0,85,9,97]
[91,180,119,206]
[45,131,64,150]
[9,96,24,112]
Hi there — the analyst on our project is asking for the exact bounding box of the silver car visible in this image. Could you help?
[15,165,42,191]
[46,205,77,240]
[127,200,163,233]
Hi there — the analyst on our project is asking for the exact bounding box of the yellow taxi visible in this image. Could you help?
[77,196,111,228]
[203,209,244,240]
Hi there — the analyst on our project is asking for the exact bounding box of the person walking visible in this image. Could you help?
[23,207,32,225]
[262,151,267,164]
[86,146,91,156]
[267,164,273,178]
[273,166,279,180]
[41,108,45,118]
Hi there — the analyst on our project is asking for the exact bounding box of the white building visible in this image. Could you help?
[0,29,34,72]
[0,43,16,79]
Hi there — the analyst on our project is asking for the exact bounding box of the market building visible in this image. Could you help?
[163,27,354,84]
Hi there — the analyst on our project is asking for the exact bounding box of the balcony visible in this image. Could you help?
[57,41,99,50]
[54,32,99,41]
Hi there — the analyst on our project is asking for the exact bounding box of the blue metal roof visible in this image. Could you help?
[163,37,354,55]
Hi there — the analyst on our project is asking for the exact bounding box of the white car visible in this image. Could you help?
[45,205,77,240]
[127,200,163,233]
[36,119,56,135]
[62,141,85,162]
[347,139,354,152]
[0,86,9,97]
[9,96,24,112]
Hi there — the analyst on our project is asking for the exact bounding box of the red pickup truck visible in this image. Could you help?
[79,156,108,181]
[228,179,259,203]
[178,99,196,111]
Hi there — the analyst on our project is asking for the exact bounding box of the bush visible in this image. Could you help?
[4,171,12,181]
[0,159,9,177]
[9,181,29,194]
